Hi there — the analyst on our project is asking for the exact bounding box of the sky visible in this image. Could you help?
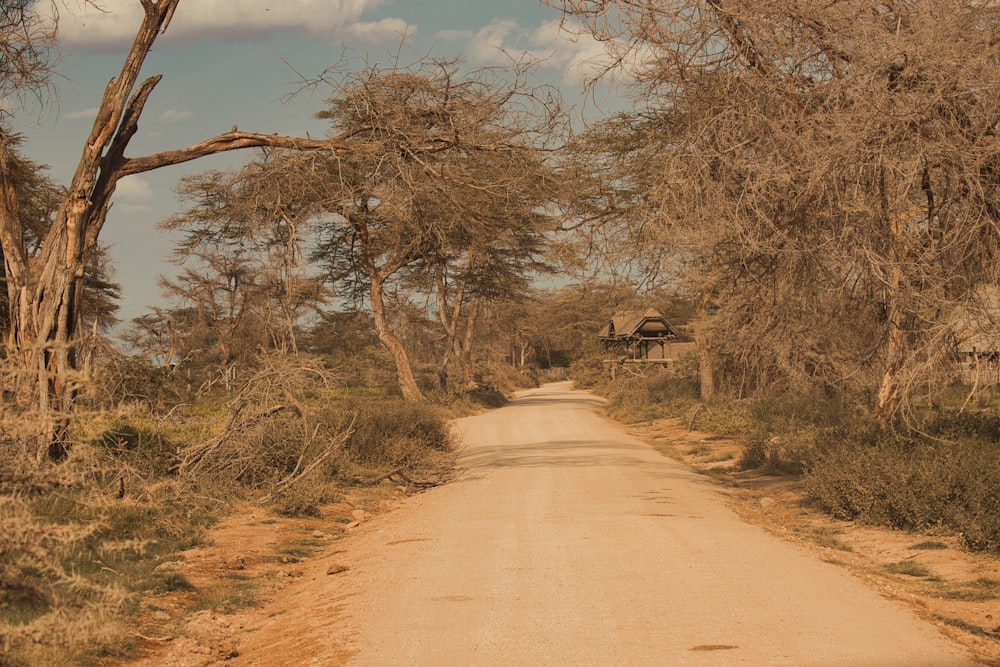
[17,0,619,326]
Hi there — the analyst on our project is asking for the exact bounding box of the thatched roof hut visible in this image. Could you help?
[599,308,678,361]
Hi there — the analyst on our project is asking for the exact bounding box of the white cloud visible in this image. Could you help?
[434,28,474,43]
[160,108,195,123]
[466,18,614,88]
[43,0,394,51]
[115,175,154,202]
[345,18,414,45]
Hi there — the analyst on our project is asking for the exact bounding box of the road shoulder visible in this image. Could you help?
[628,416,1000,666]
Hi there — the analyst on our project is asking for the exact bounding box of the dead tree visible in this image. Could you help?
[0,0,366,459]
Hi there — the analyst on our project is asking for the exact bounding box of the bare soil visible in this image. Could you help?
[126,382,998,665]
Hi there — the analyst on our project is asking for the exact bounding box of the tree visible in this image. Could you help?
[0,1,58,111]
[0,141,62,336]
[0,0,380,458]
[553,0,1000,426]
[304,59,563,400]
[0,142,121,398]
[155,159,329,373]
[410,148,558,392]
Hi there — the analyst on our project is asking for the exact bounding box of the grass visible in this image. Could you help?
[885,560,932,577]
[191,580,261,615]
[810,527,853,552]
[149,571,197,594]
[276,545,315,559]
[941,578,1000,602]
[0,350,460,665]
[911,540,949,550]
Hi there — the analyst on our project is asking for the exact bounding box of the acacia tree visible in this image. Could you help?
[409,149,558,392]
[554,0,1000,426]
[154,160,328,373]
[302,59,563,400]
[0,0,390,457]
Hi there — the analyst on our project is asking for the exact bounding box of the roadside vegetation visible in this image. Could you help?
[0,350,466,664]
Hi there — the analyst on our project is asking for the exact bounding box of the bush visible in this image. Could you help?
[602,371,701,423]
[0,494,128,663]
[0,448,215,664]
[469,363,539,394]
[804,431,1000,552]
[89,354,193,412]
[171,355,351,499]
[90,416,178,478]
[737,429,810,475]
[338,399,453,468]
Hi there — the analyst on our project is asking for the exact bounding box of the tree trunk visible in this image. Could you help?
[875,200,905,430]
[457,297,481,388]
[875,297,904,429]
[370,276,424,401]
[693,304,715,401]
[433,261,472,394]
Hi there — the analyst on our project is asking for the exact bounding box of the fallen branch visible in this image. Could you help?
[172,404,287,474]
[356,467,451,489]
[133,633,175,643]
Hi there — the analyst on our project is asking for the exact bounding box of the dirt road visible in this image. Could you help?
[237,382,974,666]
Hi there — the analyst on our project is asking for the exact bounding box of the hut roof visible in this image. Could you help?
[598,308,678,339]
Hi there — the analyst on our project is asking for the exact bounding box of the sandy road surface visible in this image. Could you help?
[239,382,974,666]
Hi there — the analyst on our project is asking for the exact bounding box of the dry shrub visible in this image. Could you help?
[87,353,193,413]
[0,442,221,664]
[473,362,539,393]
[804,429,1000,552]
[603,371,701,423]
[335,398,453,469]
[173,354,350,503]
[0,489,127,664]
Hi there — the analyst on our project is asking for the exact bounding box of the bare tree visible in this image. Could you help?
[554,0,1000,426]
[304,58,563,400]
[157,160,329,372]
[0,0,386,458]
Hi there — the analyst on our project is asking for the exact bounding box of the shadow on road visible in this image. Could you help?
[505,394,607,410]
[461,438,664,470]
